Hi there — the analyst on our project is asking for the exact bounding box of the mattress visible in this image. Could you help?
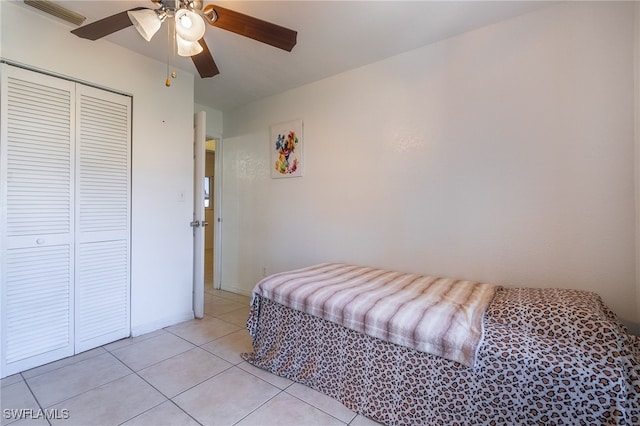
[249,263,499,366]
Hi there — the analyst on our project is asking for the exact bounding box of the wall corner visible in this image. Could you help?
[635,1,640,323]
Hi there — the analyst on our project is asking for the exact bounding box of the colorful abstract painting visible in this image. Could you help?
[270,120,303,178]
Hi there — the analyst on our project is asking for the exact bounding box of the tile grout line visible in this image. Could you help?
[20,352,135,411]
[229,388,287,425]
[110,361,167,426]
[18,348,108,381]
[164,363,235,401]
[15,372,52,426]
[107,345,204,426]
[283,387,355,425]
[162,322,242,345]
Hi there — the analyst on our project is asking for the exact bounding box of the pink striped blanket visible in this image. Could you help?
[249,263,500,367]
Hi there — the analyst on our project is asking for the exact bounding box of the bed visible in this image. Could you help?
[241,263,640,425]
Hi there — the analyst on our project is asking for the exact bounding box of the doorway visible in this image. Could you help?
[204,140,216,291]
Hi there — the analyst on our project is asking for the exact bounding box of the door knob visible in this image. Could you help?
[190,220,200,228]
[201,221,209,227]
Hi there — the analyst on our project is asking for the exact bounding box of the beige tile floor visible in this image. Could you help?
[0,287,382,426]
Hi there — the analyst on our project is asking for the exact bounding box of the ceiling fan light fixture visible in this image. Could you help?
[202,5,218,25]
[175,8,205,42]
[176,35,203,57]
[127,9,162,41]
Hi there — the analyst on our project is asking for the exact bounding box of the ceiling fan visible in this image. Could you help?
[69,0,297,86]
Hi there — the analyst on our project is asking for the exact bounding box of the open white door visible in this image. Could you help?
[193,111,206,318]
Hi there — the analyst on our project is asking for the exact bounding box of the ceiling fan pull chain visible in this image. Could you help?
[165,14,170,86]
[165,16,173,86]
[171,17,177,79]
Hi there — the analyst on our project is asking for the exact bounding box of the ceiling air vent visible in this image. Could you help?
[24,0,86,26]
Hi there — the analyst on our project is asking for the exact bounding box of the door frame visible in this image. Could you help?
[212,138,223,290]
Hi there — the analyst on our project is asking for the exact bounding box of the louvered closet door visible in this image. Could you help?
[74,85,131,352]
[0,65,76,376]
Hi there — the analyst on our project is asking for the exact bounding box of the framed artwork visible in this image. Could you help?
[271,119,303,178]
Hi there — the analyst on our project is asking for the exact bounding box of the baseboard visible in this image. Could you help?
[220,284,252,298]
[131,310,194,337]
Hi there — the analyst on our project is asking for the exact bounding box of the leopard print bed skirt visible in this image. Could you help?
[242,288,640,425]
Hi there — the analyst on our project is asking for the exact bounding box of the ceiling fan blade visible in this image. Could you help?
[205,4,297,52]
[191,39,220,78]
[71,7,148,40]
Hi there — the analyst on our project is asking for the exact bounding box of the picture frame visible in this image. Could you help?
[270,119,303,178]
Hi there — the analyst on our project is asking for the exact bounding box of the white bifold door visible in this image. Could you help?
[0,64,131,377]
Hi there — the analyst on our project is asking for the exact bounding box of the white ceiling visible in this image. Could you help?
[28,1,554,111]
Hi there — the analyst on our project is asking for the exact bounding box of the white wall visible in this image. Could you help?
[222,1,639,326]
[1,1,197,335]
[195,103,223,138]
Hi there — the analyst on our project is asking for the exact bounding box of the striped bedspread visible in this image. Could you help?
[250,263,500,367]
